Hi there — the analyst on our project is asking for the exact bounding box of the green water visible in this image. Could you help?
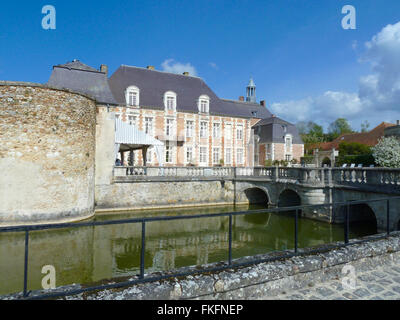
[0,204,376,295]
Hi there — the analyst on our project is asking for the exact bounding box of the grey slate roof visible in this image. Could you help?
[108,65,272,119]
[253,116,303,144]
[48,60,117,105]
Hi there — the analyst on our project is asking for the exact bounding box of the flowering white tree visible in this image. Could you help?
[372,137,400,168]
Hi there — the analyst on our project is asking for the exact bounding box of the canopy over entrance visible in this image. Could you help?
[115,118,164,166]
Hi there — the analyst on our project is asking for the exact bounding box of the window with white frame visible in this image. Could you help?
[186,120,194,138]
[225,123,232,140]
[128,115,137,126]
[166,118,174,137]
[115,113,121,120]
[266,144,272,160]
[236,125,243,140]
[213,148,220,164]
[165,141,173,163]
[285,154,292,161]
[164,91,177,111]
[126,86,140,106]
[198,95,210,113]
[145,117,153,135]
[285,135,292,153]
[186,146,193,163]
[199,147,208,164]
[200,121,208,138]
[213,123,221,139]
[146,148,152,163]
[236,148,244,165]
[225,148,232,165]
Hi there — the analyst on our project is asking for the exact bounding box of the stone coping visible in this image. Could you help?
[3,232,400,300]
[0,80,117,106]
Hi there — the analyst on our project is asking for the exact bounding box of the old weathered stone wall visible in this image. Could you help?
[95,180,238,210]
[0,82,97,225]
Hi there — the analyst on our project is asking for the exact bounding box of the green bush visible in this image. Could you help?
[336,154,375,167]
[300,155,314,165]
[265,159,273,167]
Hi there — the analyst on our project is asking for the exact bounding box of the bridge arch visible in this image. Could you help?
[342,203,378,235]
[243,187,270,205]
[278,189,301,208]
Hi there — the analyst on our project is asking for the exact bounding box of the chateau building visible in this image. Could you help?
[48,60,304,167]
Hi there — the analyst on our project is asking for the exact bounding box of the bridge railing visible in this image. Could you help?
[113,165,400,188]
[331,167,400,186]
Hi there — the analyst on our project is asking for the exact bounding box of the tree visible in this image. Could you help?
[372,137,400,168]
[361,120,370,133]
[296,121,324,144]
[328,118,353,140]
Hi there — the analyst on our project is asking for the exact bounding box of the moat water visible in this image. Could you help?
[0,204,377,296]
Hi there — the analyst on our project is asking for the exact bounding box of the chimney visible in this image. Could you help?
[260,100,266,107]
[147,66,155,70]
[397,120,400,126]
[239,96,244,101]
[100,64,108,76]
[183,72,190,76]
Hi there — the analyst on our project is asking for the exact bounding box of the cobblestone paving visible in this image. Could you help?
[263,264,400,300]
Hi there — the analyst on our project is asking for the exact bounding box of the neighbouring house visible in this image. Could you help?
[48,60,304,167]
[312,122,396,167]
[252,116,304,165]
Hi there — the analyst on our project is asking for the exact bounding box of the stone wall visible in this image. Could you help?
[95,179,239,210]
[0,82,97,225]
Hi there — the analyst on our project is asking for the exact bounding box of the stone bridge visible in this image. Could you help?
[97,166,400,232]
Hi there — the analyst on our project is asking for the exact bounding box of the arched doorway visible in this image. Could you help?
[322,157,331,167]
[244,188,269,205]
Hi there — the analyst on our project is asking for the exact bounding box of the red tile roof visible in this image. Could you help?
[311,122,396,151]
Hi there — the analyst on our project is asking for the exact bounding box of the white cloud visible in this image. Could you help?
[272,21,400,130]
[209,62,219,70]
[161,59,197,76]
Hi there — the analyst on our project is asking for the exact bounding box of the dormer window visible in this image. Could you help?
[164,91,177,111]
[126,86,140,107]
[198,95,210,113]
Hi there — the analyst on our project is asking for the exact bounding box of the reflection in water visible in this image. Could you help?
[0,204,376,295]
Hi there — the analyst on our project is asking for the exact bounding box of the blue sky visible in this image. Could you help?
[1,0,400,130]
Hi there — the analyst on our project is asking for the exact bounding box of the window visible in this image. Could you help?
[186,146,193,163]
[145,117,153,135]
[237,125,243,140]
[146,148,152,163]
[126,86,140,106]
[165,141,173,163]
[128,115,137,126]
[164,91,177,111]
[166,119,174,137]
[225,148,232,165]
[225,124,232,140]
[199,147,208,164]
[198,95,210,113]
[213,148,220,164]
[213,123,220,139]
[266,144,272,160]
[186,121,194,138]
[115,113,121,120]
[237,148,244,165]
[200,121,208,138]
[285,154,292,161]
[285,135,292,153]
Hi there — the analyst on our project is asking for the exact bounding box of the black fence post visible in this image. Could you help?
[228,214,233,266]
[344,204,350,244]
[140,221,146,279]
[294,209,298,254]
[23,230,29,297]
[387,199,390,236]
